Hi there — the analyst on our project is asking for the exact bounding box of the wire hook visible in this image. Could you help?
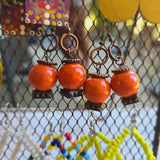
[4,103,11,127]
[59,112,64,136]
[88,111,97,137]
[46,109,54,133]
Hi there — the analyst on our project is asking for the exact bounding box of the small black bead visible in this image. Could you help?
[57,142,61,148]
[51,141,56,146]
[66,154,71,159]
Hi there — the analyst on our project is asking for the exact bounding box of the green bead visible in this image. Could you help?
[27,157,33,160]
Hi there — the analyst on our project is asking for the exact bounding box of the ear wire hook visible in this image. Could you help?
[59,111,64,136]
[130,103,140,129]
[4,103,11,128]
[46,109,54,134]
[88,111,97,137]
[16,103,23,127]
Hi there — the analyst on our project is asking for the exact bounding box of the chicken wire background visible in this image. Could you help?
[0,0,160,160]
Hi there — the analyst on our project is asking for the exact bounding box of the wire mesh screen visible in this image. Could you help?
[0,0,160,160]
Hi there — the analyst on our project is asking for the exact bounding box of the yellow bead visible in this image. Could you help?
[123,128,130,134]
[117,135,123,141]
[44,134,50,142]
[107,148,113,153]
[52,135,57,140]
[57,135,63,142]
[111,140,117,146]
[115,139,121,145]
[121,133,127,138]
[48,144,55,151]
[78,147,83,153]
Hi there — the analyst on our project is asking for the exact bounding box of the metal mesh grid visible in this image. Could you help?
[0,0,160,160]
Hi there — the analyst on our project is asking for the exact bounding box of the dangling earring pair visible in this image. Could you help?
[84,25,140,111]
[29,27,86,99]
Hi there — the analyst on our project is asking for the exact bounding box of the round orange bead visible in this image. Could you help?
[58,63,86,90]
[83,77,111,104]
[73,141,78,147]
[29,64,57,91]
[110,70,140,98]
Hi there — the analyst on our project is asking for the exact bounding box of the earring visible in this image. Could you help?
[29,29,58,98]
[0,103,10,156]
[107,32,140,105]
[39,111,54,150]
[84,36,111,111]
[58,27,86,98]
[44,112,74,160]
[16,104,43,160]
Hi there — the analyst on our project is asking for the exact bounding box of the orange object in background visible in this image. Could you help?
[83,77,111,104]
[110,70,140,98]
[29,64,57,91]
[58,63,86,91]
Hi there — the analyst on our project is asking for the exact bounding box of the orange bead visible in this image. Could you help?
[39,144,45,149]
[29,64,57,91]
[58,63,86,90]
[44,134,50,142]
[83,77,111,104]
[110,70,140,98]
[73,141,78,147]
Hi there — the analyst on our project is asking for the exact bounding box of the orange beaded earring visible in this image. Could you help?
[84,38,111,111]
[29,30,58,98]
[108,33,141,105]
[58,28,86,98]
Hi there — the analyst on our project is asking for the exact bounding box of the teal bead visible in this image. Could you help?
[64,151,68,157]
[75,144,81,150]
[41,140,47,146]
[84,153,90,160]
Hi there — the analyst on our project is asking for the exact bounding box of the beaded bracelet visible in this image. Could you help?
[65,132,92,160]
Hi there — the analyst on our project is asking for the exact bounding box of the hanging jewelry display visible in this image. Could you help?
[29,30,58,98]
[84,31,111,111]
[58,28,86,98]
